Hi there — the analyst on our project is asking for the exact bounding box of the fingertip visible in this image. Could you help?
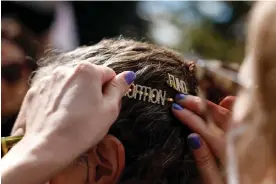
[175,93,186,102]
[219,96,236,110]
[190,134,224,184]
[99,66,116,84]
[124,71,136,85]
[174,95,203,115]
[172,103,184,110]
[187,133,201,150]
[103,71,136,100]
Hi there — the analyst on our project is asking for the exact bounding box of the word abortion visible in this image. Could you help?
[125,84,170,106]
[124,73,189,106]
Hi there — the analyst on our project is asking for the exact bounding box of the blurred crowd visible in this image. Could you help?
[1,2,239,137]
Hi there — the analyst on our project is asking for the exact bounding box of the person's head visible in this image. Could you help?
[230,2,276,184]
[2,1,54,118]
[33,39,200,184]
[1,18,40,117]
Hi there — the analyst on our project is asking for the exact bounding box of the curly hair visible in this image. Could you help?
[34,38,200,184]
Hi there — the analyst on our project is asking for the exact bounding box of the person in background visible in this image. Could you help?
[230,2,276,183]
[2,1,55,136]
[172,1,276,184]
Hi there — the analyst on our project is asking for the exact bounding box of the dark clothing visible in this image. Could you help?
[71,2,147,45]
[2,1,147,46]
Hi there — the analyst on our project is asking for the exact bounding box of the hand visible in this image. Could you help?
[219,96,236,110]
[172,94,235,163]
[12,61,136,159]
[2,62,136,184]
[172,95,235,184]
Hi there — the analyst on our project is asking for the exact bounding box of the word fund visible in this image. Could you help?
[166,73,188,94]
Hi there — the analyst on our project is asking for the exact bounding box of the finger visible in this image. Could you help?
[172,103,225,159]
[74,62,116,85]
[11,87,37,136]
[219,96,236,110]
[175,94,231,131]
[103,71,136,102]
[72,62,116,96]
[37,76,52,95]
[52,66,71,82]
[207,101,231,131]
[11,128,25,136]
[187,134,224,184]
[48,66,75,109]
[172,103,208,137]
[97,65,117,84]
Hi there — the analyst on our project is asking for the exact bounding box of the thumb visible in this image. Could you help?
[219,96,236,110]
[103,71,136,102]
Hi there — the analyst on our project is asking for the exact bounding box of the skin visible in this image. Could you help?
[1,38,31,116]
[0,62,136,184]
[1,17,49,117]
[172,95,235,184]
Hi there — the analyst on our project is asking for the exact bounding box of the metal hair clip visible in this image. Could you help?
[1,136,23,157]
[125,83,174,106]
[124,73,191,106]
[166,73,188,94]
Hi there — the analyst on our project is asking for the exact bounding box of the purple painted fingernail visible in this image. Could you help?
[175,93,186,101]
[187,134,201,150]
[172,103,183,110]
[125,71,136,85]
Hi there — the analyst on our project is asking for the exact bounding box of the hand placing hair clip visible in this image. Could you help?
[172,94,236,184]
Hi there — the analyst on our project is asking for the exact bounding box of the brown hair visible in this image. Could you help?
[34,39,199,184]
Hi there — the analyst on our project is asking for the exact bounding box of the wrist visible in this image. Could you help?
[1,134,69,184]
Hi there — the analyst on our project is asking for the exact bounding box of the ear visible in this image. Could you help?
[87,134,125,184]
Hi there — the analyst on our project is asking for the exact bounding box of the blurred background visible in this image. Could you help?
[2,1,253,60]
[1,1,253,135]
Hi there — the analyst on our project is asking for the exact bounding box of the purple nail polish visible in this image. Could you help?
[125,71,136,85]
[175,94,186,101]
[172,103,183,110]
[187,134,201,150]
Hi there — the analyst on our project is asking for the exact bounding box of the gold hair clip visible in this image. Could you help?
[1,136,23,157]
[124,73,189,106]
[166,73,188,94]
[125,84,170,106]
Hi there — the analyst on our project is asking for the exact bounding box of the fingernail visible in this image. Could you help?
[187,134,201,150]
[175,93,186,101]
[125,71,136,85]
[172,103,183,110]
